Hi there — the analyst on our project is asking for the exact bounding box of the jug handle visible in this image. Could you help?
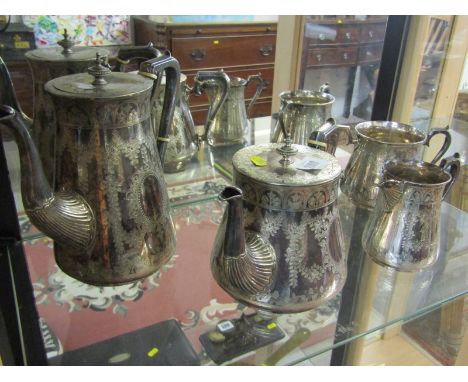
[139,53,181,165]
[245,73,265,117]
[440,153,461,199]
[190,70,231,145]
[114,42,163,72]
[425,127,451,164]
[308,118,355,155]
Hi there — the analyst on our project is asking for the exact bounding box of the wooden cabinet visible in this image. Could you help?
[133,16,277,125]
[301,16,387,70]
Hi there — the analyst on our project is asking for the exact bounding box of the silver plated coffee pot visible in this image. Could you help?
[362,155,460,271]
[154,71,230,173]
[0,52,181,285]
[205,73,264,146]
[211,115,346,313]
[310,119,452,209]
[271,84,334,145]
[0,31,163,185]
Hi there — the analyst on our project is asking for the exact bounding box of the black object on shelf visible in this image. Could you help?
[199,313,285,365]
[48,319,200,366]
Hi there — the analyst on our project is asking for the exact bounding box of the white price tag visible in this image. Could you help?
[294,157,328,171]
[217,320,235,333]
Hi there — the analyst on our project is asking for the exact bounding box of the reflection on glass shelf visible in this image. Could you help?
[4,115,468,365]
[19,191,468,365]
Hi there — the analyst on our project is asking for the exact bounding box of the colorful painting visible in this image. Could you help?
[22,15,131,47]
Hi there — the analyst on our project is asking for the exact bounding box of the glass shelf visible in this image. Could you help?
[3,117,468,366]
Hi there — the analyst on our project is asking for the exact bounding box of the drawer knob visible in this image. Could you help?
[343,52,349,60]
[259,44,273,56]
[368,30,374,39]
[345,32,351,40]
[316,53,322,62]
[190,48,206,62]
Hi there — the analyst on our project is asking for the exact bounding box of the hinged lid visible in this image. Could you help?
[232,143,341,187]
[25,29,109,62]
[44,53,154,100]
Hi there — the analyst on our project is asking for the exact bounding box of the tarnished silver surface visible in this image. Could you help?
[1,53,181,285]
[154,71,230,173]
[311,120,452,209]
[206,74,264,147]
[211,143,346,313]
[24,32,109,185]
[271,86,335,145]
[362,156,460,271]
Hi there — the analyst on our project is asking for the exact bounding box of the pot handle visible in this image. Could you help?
[426,127,451,164]
[114,42,163,72]
[139,53,181,165]
[308,118,355,155]
[440,153,461,199]
[245,73,265,117]
[190,70,230,145]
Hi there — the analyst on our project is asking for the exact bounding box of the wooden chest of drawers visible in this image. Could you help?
[133,16,277,125]
[301,16,387,70]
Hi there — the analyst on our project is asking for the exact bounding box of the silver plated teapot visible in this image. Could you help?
[362,155,460,271]
[211,118,346,313]
[0,52,181,285]
[271,84,334,145]
[154,71,230,173]
[310,119,452,209]
[205,73,264,147]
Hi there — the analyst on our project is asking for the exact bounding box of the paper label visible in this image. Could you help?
[147,347,159,357]
[294,157,328,171]
[250,155,268,167]
[217,320,235,333]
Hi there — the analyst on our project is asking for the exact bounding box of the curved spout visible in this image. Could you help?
[0,106,96,251]
[212,186,276,295]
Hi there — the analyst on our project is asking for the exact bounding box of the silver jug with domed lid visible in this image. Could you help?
[0,52,181,286]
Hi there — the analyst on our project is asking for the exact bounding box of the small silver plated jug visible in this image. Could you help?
[271,84,334,145]
[362,155,460,271]
[154,71,230,173]
[205,73,264,147]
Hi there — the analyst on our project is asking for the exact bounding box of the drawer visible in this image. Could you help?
[360,23,387,43]
[358,44,383,64]
[307,47,358,67]
[191,98,272,126]
[306,24,360,45]
[185,66,274,107]
[171,34,276,70]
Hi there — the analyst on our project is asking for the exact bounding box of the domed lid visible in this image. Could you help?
[232,142,341,187]
[25,29,109,62]
[44,53,154,100]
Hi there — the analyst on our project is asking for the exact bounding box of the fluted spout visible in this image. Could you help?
[211,186,276,296]
[0,106,96,251]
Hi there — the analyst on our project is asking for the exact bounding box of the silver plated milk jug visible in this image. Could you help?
[154,71,230,173]
[0,52,181,285]
[362,155,460,271]
[206,73,264,146]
